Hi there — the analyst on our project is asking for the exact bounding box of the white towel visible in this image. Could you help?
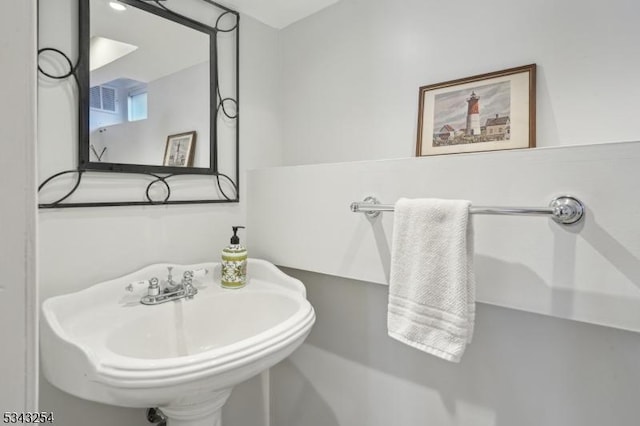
[387,198,475,363]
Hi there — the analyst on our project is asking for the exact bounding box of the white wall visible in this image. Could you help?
[37,2,282,424]
[91,62,211,167]
[263,0,640,425]
[0,0,38,412]
[280,0,640,165]
[35,0,640,425]
[247,145,640,424]
[247,142,640,333]
[273,268,640,426]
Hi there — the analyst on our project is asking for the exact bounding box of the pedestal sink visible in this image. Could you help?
[41,259,315,426]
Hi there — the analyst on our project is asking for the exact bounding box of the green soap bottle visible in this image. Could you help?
[221,226,247,289]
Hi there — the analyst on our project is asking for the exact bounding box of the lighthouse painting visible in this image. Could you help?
[416,64,536,156]
[465,91,482,136]
[432,81,511,145]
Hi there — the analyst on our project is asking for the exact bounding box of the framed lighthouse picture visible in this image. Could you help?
[416,64,536,156]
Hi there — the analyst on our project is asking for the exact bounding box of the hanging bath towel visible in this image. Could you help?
[387,198,475,363]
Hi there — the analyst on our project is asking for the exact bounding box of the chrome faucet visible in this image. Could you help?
[125,267,207,305]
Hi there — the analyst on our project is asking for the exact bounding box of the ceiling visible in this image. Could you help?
[89,0,342,85]
[218,0,340,29]
[91,0,209,86]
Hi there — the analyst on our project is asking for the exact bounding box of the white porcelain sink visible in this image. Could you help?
[41,259,315,426]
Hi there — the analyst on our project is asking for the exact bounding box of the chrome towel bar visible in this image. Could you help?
[350,195,585,225]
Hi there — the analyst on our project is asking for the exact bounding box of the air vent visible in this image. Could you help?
[89,85,117,112]
[89,86,101,109]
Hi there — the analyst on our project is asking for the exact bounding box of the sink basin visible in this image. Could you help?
[41,259,315,426]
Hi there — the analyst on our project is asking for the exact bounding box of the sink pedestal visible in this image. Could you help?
[160,389,232,426]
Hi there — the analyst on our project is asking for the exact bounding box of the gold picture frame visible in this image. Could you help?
[416,64,536,156]
[163,131,197,167]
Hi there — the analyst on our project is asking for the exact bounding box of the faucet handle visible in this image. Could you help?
[148,277,160,296]
[125,280,149,292]
[181,271,199,299]
[188,268,209,278]
[126,278,160,296]
[182,269,208,281]
[182,269,208,287]
[182,271,194,288]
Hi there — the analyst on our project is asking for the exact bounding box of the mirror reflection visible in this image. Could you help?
[88,0,211,169]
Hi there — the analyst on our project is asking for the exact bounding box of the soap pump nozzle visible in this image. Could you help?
[230,226,245,245]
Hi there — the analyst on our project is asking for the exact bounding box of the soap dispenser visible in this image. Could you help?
[221,226,247,289]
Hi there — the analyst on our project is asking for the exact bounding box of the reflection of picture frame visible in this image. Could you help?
[163,131,197,167]
[416,64,536,156]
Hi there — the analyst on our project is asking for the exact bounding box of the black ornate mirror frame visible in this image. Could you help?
[38,0,240,208]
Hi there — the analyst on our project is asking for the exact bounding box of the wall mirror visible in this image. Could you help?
[83,0,214,173]
[38,0,239,207]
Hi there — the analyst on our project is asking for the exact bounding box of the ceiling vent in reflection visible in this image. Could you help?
[90,85,117,112]
[89,36,138,71]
